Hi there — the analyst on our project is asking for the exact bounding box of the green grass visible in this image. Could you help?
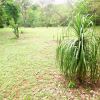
[0,27,100,100]
[0,27,63,99]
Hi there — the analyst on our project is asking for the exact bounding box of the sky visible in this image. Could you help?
[32,0,75,4]
[32,0,77,6]
[33,0,67,5]
[33,0,77,4]
[53,0,67,4]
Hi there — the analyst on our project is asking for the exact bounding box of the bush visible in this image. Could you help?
[56,13,100,83]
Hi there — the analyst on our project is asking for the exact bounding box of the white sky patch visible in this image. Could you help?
[53,0,67,4]
[31,0,77,6]
[32,0,67,4]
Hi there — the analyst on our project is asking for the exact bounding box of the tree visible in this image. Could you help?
[74,0,100,25]
[0,6,4,28]
[90,0,100,25]
[5,2,20,38]
[15,0,32,27]
[0,0,6,28]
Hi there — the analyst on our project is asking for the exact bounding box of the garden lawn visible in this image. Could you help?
[0,27,100,100]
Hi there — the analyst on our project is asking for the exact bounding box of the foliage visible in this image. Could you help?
[90,0,100,25]
[1,0,100,27]
[0,0,20,38]
[5,2,20,38]
[0,6,4,28]
[75,0,100,25]
[56,13,100,83]
[17,4,70,27]
[68,81,76,88]
[0,0,7,28]
[15,0,32,27]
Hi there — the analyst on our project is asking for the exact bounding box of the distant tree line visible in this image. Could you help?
[0,0,100,29]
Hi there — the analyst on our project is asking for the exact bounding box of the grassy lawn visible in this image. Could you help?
[0,27,100,100]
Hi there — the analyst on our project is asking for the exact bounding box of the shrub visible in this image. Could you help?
[56,13,100,83]
[5,2,20,38]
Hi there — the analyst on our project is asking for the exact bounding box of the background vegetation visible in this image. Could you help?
[0,0,100,29]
